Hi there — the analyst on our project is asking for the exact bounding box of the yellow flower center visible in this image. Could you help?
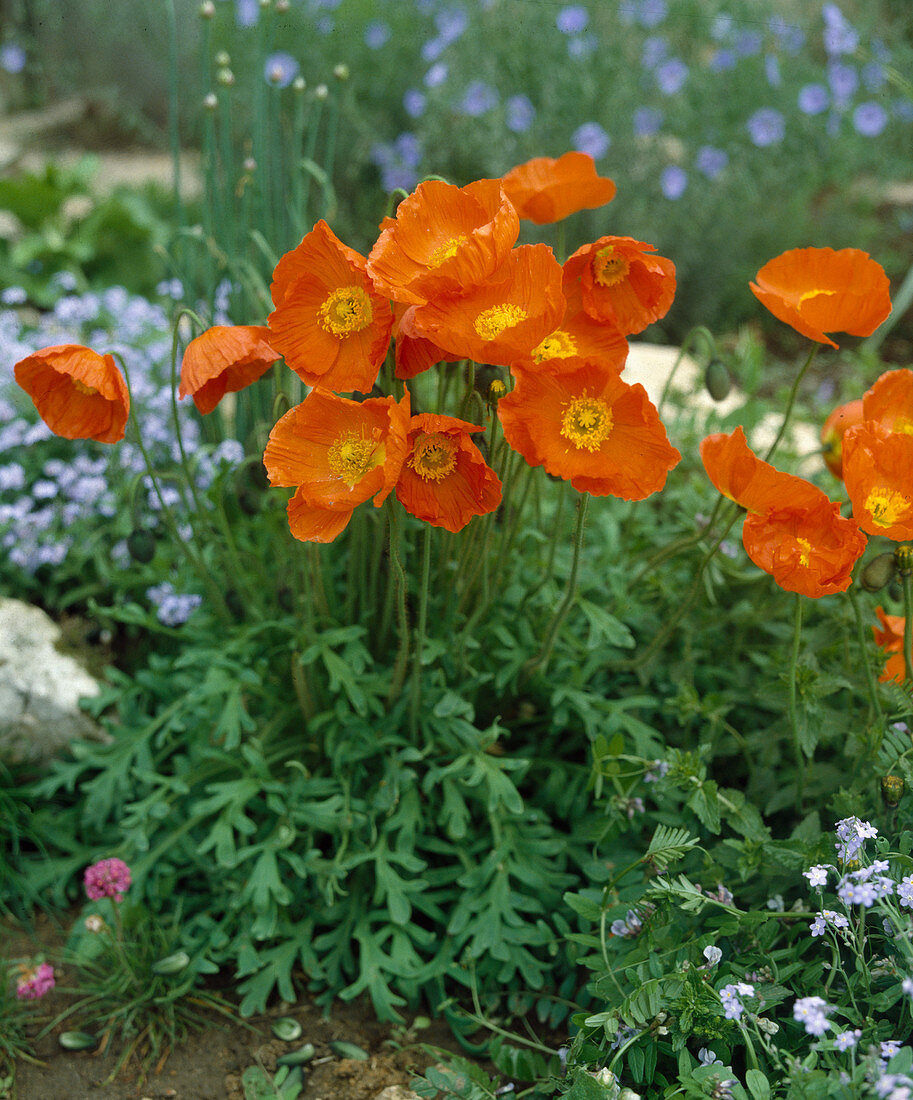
[795,537,812,567]
[72,379,99,397]
[318,286,373,337]
[428,235,468,268]
[893,417,913,435]
[533,330,578,362]
[798,288,836,309]
[866,487,910,528]
[326,431,384,488]
[473,303,528,342]
[592,245,630,288]
[409,432,457,481]
[561,394,613,452]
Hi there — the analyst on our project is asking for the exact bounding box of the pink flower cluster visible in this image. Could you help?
[84,858,132,902]
[16,962,55,1001]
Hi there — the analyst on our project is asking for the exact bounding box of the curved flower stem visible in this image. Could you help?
[762,343,819,465]
[847,587,884,727]
[903,570,913,684]
[387,507,411,704]
[609,504,742,672]
[409,524,432,738]
[113,352,232,625]
[789,592,806,814]
[524,492,588,678]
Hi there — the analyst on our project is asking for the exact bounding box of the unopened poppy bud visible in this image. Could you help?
[215,50,231,67]
[889,580,903,603]
[882,774,905,807]
[860,552,897,592]
[238,487,261,516]
[127,528,157,564]
[217,67,235,87]
[315,83,329,99]
[333,63,350,81]
[203,92,218,111]
[199,0,215,17]
[895,545,913,576]
[704,358,732,401]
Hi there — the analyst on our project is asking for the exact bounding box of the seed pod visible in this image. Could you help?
[272,1017,303,1042]
[152,950,190,975]
[59,1031,98,1051]
[330,1040,368,1060]
[277,1042,315,1067]
[127,528,157,564]
[704,359,732,401]
[882,774,905,807]
[860,552,897,592]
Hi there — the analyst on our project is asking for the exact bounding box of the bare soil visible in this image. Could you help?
[5,910,467,1100]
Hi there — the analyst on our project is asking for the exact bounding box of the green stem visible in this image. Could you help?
[524,493,588,678]
[163,0,184,233]
[903,571,913,684]
[762,343,818,465]
[409,524,432,737]
[847,587,884,726]
[789,592,806,813]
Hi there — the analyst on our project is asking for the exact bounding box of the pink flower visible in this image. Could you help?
[84,858,132,902]
[16,962,55,1001]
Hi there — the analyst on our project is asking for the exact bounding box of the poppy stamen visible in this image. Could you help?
[798,288,836,308]
[592,245,630,287]
[318,286,373,337]
[561,395,613,452]
[327,431,384,488]
[72,379,99,396]
[533,330,578,362]
[795,537,812,567]
[473,303,528,341]
[866,487,910,528]
[409,432,457,481]
[428,235,468,268]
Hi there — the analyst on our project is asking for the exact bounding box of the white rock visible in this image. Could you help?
[0,598,107,766]
[625,342,821,474]
[373,1088,421,1100]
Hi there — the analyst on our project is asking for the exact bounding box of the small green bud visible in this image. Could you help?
[704,358,732,401]
[127,528,156,564]
[216,67,235,88]
[860,552,897,592]
[882,774,905,808]
[895,545,913,576]
[203,92,218,111]
[314,83,329,99]
[199,0,215,17]
[333,63,350,81]
[214,50,231,67]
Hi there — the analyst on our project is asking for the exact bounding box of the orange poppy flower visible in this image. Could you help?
[872,605,907,683]
[700,428,866,597]
[749,247,891,349]
[179,325,280,415]
[500,152,616,225]
[263,389,410,543]
[268,220,393,394]
[843,423,913,540]
[497,362,680,499]
[511,281,629,376]
[391,304,461,380]
[14,344,129,443]
[861,368,913,435]
[410,244,566,367]
[820,398,864,478]
[366,179,519,306]
[562,236,676,336]
[396,413,501,532]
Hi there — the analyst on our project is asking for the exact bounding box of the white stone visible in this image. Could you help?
[624,342,821,474]
[373,1088,421,1100]
[0,598,106,766]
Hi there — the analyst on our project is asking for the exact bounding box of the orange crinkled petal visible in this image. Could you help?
[500,152,616,224]
[179,325,280,415]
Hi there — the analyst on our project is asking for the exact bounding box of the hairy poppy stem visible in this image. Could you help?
[847,588,884,727]
[524,492,588,678]
[903,571,913,685]
[410,525,433,737]
[762,343,818,465]
[788,593,807,814]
